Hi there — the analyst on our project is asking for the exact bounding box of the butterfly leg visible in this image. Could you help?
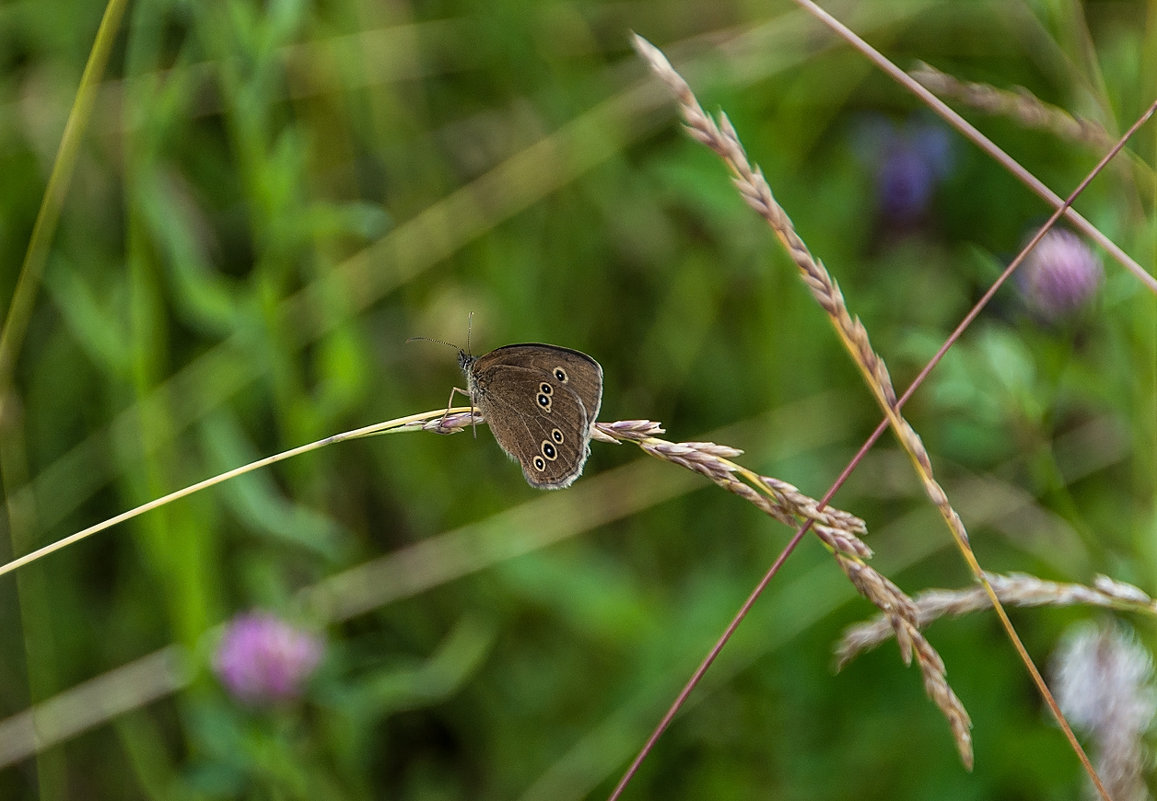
[439,386,479,438]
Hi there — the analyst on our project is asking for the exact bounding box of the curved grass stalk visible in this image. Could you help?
[0,409,463,579]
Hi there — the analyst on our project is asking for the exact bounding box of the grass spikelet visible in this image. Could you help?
[633,30,975,764]
[838,573,1157,667]
[595,421,871,560]
[909,61,1115,150]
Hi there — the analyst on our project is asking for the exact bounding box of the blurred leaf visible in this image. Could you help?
[198,410,348,562]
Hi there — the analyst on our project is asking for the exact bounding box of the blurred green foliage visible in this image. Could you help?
[0,0,1154,799]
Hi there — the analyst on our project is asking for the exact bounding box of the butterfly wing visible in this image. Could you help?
[477,344,603,421]
[468,346,603,489]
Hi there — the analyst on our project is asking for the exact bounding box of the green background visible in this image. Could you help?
[0,0,1153,798]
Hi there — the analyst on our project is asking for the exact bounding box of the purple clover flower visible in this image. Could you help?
[213,612,323,705]
[1020,228,1103,320]
[856,114,953,225]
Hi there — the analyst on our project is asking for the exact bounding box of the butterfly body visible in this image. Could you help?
[458,344,603,489]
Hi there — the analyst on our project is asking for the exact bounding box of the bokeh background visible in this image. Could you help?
[0,0,1154,798]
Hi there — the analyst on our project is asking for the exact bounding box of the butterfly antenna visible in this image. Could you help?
[405,335,459,350]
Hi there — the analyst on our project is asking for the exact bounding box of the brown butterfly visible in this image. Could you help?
[457,344,603,489]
